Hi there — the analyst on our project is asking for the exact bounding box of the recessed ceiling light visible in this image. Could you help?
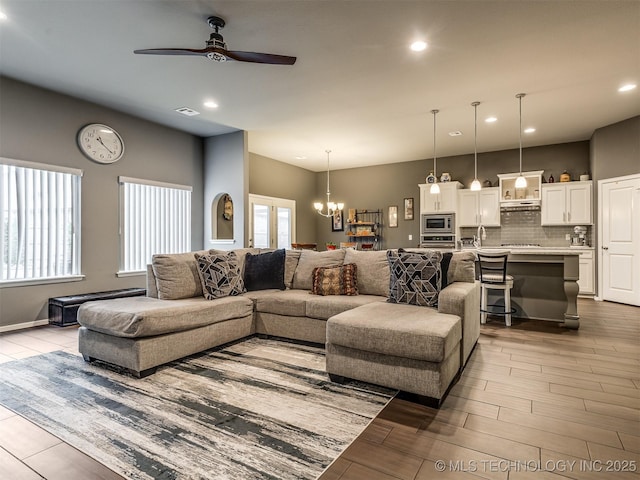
[618,83,637,92]
[410,41,427,52]
[448,131,463,137]
[485,116,497,123]
[174,107,200,116]
[295,155,307,160]
[0,10,7,20]
[203,100,219,109]
[524,127,536,134]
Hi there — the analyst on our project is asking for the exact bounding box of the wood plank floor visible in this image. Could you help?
[319,299,640,480]
[1,298,638,480]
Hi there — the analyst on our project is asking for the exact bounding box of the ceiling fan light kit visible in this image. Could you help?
[134,15,297,65]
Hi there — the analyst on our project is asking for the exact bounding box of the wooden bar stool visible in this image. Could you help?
[477,250,516,326]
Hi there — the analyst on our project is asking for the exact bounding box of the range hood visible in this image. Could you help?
[500,200,541,211]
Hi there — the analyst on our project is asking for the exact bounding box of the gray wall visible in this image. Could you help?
[0,77,204,328]
[314,141,590,250]
[203,131,248,250]
[591,116,640,181]
[249,153,318,244]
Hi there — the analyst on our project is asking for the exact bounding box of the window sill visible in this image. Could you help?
[0,275,85,288]
[116,270,146,278]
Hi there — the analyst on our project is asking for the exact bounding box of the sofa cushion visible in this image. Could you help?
[195,251,246,300]
[311,264,358,296]
[448,251,476,284]
[78,296,254,338]
[292,249,346,290]
[284,250,302,289]
[243,249,286,291]
[327,302,461,363]
[151,250,211,300]
[387,249,442,307]
[250,289,311,317]
[305,294,385,320]
[343,249,389,297]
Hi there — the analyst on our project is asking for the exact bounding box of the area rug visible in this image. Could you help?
[0,337,394,479]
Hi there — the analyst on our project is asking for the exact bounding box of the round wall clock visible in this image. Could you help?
[77,123,124,164]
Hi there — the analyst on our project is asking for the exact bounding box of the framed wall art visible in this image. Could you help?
[404,197,414,220]
[332,209,344,232]
[388,205,398,228]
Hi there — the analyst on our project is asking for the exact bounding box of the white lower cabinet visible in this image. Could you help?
[457,188,500,227]
[577,250,595,295]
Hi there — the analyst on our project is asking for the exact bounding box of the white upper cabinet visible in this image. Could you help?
[458,187,501,227]
[419,182,462,214]
[541,181,593,225]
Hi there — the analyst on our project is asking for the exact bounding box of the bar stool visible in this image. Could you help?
[477,250,516,327]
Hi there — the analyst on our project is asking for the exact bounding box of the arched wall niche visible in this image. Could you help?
[211,192,234,241]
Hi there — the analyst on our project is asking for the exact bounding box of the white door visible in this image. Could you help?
[248,194,296,249]
[599,174,640,306]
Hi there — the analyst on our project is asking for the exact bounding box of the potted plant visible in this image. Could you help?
[326,242,337,250]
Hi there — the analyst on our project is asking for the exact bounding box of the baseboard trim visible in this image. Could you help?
[0,319,50,333]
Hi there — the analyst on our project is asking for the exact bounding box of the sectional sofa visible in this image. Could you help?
[78,247,480,406]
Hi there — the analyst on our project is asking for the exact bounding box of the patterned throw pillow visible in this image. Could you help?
[194,251,246,300]
[386,249,443,307]
[311,264,358,296]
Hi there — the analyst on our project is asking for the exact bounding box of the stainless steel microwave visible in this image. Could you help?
[421,213,455,235]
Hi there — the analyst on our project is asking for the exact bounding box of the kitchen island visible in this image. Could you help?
[477,248,580,329]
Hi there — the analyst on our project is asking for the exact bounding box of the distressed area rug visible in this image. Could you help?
[0,337,394,479]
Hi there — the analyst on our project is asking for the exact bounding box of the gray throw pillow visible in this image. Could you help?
[448,251,476,284]
[195,251,246,300]
[291,249,346,290]
[387,249,443,307]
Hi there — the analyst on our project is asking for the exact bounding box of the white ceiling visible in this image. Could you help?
[1,1,638,171]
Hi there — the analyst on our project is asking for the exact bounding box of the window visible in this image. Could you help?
[119,177,191,274]
[1,158,82,284]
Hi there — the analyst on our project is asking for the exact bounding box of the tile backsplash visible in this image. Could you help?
[460,210,592,247]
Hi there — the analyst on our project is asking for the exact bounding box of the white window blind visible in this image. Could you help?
[1,158,82,283]
[119,177,192,273]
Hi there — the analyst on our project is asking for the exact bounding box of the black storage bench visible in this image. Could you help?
[48,288,146,327]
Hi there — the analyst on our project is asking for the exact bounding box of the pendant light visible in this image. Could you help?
[470,101,482,191]
[314,150,344,217]
[515,93,527,189]
[430,109,440,195]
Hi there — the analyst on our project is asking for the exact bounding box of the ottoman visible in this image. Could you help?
[326,302,462,407]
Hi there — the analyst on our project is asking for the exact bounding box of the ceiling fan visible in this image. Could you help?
[133,16,296,65]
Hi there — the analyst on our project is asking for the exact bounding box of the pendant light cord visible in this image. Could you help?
[472,101,479,179]
[431,109,439,177]
[517,93,525,175]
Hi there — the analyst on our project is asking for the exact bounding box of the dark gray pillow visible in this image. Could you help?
[243,249,286,291]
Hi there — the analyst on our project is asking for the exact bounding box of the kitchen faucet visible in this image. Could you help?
[475,224,486,248]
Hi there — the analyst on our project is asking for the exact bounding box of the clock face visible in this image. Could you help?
[77,124,124,163]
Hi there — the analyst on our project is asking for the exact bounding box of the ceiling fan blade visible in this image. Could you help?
[225,50,297,65]
[133,48,209,56]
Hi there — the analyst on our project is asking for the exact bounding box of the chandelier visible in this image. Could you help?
[314,150,344,217]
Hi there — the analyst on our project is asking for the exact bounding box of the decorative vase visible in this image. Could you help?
[440,172,451,182]
[426,172,436,184]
